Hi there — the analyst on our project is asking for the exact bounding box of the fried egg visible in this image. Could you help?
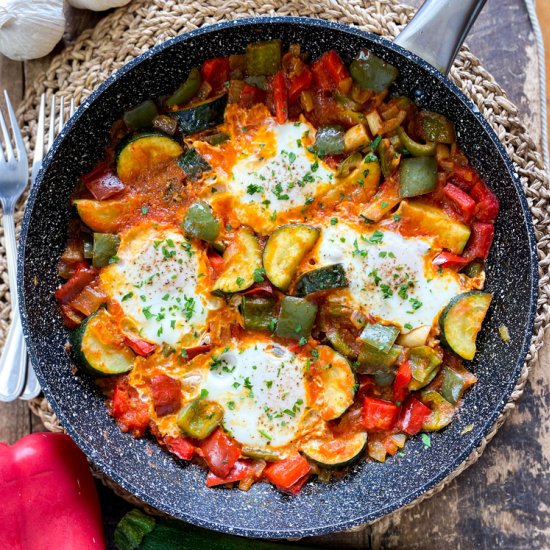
[221,119,336,234]
[100,222,220,347]
[312,221,470,332]
[202,342,308,449]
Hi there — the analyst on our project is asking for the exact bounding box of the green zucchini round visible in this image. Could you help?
[301,431,367,468]
[169,94,227,135]
[115,132,184,183]
[70,309,135,376]
[439,291,492,360]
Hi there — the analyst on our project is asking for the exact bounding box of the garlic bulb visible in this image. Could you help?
[0,0,65,61]
[67,0,131,10]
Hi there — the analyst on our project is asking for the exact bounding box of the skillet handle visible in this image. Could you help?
[394,0,487,74]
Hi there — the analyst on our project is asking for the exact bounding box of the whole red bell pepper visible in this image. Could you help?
[0,433,106,549]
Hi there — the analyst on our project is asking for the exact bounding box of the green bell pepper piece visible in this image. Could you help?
[166,67,201,107]
[326,327,357,359]
[182,201,220,243]
[176,398,224,440]
[399,157,437,198]
[311,125,345,156]
[408,345,442,390]
[415,111,456,144]
[92,233,120,267]
[421,390,455,431]
[275,296,318,340]
[241,446,280,462]
[123,100,158,130]
[359,323,400,354]
[202,132,229,146]
[396,126,436,157]
[461,260,484,279]
[245,40,282,76]
[350,49,399,93]
[356,343,402,374]
[373,369,396,387]
[440,365,477,404]
[241,296,276,332]
[82,234,93,259]
[245,75,268,91]
[337,152,362,178]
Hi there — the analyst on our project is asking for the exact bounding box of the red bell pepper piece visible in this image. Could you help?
[150,374,182,417]
[82,162,125,201]
[200,57,230,91]
[112,377,150,437]
[397,397,431,435]
[207,251,225,277]
[443,182,476,222]
[432,251,471,270]
[288,67,312,103]
[181,344,212,360]
[123,335,156,357]
[70,285,107,317]
[393,360,412,404]
[463,221,495,260]
[285,473,312,495]
[205,459,255,487]
[470,181,499,223]
[164,436,195,461]
[239,84,266,108]
[0,433,106,550]
[263,453,311,492]
[271,71,288,124]
[362,397,399,431]
[311,50,349,91]
[54,263,97,304]
[240,281,274,296]
[448,165,477,192]
[199,428,241,478]
[60,303,85,329]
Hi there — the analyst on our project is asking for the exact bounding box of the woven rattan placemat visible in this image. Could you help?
[8,0,550,525]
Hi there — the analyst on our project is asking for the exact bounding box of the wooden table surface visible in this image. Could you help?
[1,1,549,548]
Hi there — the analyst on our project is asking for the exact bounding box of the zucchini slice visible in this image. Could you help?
[439,291,492,360]
[263,224,320,291]
[74,198,135,233]
[70,309,135,376]
[301,431,367,468]
[211,227,262,295]
[170,94,228,135]
[177,148,211,181]
[116,132,184,183]
[315,345,355,421]
[295,264,348,296]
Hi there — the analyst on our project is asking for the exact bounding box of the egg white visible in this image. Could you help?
[313,222,467,332]
[201,342,308,449]
[226,120,335,234]
[100,223,219,347]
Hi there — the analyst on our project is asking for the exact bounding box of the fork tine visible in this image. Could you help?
[47,94,56,151]
[0,105,14,162]
[4,91,26,163]
[31,94,46,186]
[58,96,64,134]
[70,98,75,118]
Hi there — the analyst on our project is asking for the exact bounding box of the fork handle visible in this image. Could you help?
[3,209,19,308]
[0,314,26,401]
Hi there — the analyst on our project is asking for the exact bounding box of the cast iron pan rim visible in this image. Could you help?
[18,16,539,538]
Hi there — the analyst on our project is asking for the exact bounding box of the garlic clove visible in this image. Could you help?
[67,0,132,10]
[0,0,66,61]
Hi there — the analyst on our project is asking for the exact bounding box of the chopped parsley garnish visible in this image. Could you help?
[108,255,119,264]
[141,205,149,215]
[253,267,266,283]
[369,268,382,286]
[398,285,409,300]
[200,388,209,399]
[369,135,382,150]
[353,239,368,258]
[265,380,273,389]
[181,242,194,257]
[247,183,263,195]
[298,336,308,346]
[273,183,289,200]
[408,297,423,311]
[121,292,133,302]
[269,318,277,332]
[404,323,413,330]
[368,230,384,244]
[421,433,431,448]
[258,430,272,441]
[330,217,338,225]
[210,355,223,370]
[380,284,393,298]
[304,196,314,205]
[142,306,153,320]
[393,214,401,222]
[236,276,245,287]
[183,296,195,320]
[227,401,235,410]
[381,201,389,208]
[288,151,297,163]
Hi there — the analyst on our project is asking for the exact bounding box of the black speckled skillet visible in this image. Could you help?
[18,0,537,539]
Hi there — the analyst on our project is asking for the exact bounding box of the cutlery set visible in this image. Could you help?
[0,92,73,401]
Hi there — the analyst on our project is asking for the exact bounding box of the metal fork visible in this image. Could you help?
[0,94,74,401]
[18,95,75,400]
[0,91,29,401]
